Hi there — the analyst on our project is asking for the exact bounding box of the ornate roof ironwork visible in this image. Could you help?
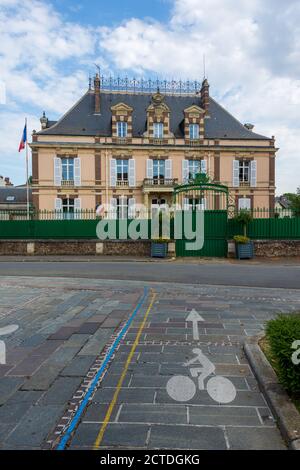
[97,76,201,95]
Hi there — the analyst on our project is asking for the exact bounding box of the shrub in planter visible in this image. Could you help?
[266,314,300,395]
[233,235,254,259]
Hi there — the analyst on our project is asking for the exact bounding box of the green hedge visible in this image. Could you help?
[266,314,300,394]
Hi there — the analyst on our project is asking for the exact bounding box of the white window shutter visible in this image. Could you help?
[110,158,117,187]
[232,160,240,187]
[119,195,127,219]
[128,197,136,219]
[54,157,62,186]
[74,158,81,186]
[128,159,136,187]
[250,160,257,187]
[74,198,81,219]
[110,197,117,219]
[182,160,189,183]
[201,159,207,174]
[165,159,172,179]
[55,198,62,210]
[146,159,153,179]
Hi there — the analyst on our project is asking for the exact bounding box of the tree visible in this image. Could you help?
[285,188,300,217]
[233,209,253,237]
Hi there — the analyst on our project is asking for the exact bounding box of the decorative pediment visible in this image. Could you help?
[111,102,133,113]
[184,105,205,115]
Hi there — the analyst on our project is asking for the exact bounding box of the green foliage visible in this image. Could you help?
[233,209,253,236]
[192,173,210,185]
[266,314,300,394]
[233,235,250,244]
[285,188,300,217]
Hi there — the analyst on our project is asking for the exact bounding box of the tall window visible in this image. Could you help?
[189,123,199,140]
[117,121,128,138]
[239,160,250,183]
[62,198,74,219]
[188,160,201,180]
[116,159,129,183]
[153,122,164,138]
[188,197,206,210]
[61,158,74,181]
[153,159,165,182]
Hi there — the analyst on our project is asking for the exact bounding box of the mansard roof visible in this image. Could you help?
[38,90,269,140]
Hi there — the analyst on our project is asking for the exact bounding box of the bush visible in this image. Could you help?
[233,235,250,244]
[266,314,300,394]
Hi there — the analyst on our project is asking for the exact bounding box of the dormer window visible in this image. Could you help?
[117,121,128,138]
[189,124,199,140]
[153,122,164,138]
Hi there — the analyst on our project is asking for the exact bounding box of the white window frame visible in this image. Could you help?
[116,159,129,182]
[61,157,74,181]
[62,197,75,219]
[239,160,250,183]
[117,121,128,138]
[153,159,165,180]
[188,160,201,179]
[153,122,164,138]
[189,123,199,140]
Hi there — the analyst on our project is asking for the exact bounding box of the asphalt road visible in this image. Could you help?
[0,261,299,289]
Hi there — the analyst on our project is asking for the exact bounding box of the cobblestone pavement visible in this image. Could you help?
[0,276,299,450]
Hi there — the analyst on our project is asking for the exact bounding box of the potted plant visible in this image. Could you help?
[233,209,254,259]
[151,238,169,258]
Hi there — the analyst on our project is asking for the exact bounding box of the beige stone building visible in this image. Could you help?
[30,75,277,218]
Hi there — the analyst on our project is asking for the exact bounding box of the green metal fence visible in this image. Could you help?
[228,217,300,240]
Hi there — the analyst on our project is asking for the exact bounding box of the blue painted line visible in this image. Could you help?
[57,286,149,450]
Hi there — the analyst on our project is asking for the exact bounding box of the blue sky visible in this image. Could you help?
[0,0,300,194]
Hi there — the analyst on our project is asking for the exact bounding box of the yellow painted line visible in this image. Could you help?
[93,289,157,449]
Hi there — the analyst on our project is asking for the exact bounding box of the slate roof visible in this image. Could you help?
[38,90,269,140]
[0,187,32,204]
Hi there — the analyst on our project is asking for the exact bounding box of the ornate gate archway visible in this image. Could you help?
[173,175,230,257]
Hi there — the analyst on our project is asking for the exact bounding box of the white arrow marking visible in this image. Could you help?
[186,309,204,341]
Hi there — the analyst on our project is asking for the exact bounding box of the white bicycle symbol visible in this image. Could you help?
[166,348,237,404]
[0,325,19,365]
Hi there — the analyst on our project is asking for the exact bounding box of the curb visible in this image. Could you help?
[244,333,300,450]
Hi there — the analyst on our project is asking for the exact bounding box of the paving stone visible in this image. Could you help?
[4,404,65,447]
[119,404,187,424]
[226,426,286,450]
[108,363,159,376]
[21,364,64,391]
[189,405,262,426]
[101,317,122,328]
[21,334,46,348]
[48,327,79,340]
[93,387,155,404]
[71,423,149,448]
[78,329,114,356]
[60,355,95,377]
[6,390,44,405]
[0,365,13,377]
[39,376,82,405]
[76,322,102,335]
[7,355,45,377]
[83,403,118,423]
[0,377,24,405]
[0,402,33,424]
[149,424,227,450]
[99,373,131,388]
[214,364,252,377]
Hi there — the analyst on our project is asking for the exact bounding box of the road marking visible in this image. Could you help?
[93,289,157,449]
[56,286,149,450]
[186,309,204,340]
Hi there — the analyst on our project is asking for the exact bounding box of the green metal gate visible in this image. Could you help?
[174,176,229,257]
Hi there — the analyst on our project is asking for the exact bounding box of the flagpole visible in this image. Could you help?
[25,117,30,220]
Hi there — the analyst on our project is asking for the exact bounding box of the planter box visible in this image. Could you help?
[235,241,254,259]
[151,242,168,258]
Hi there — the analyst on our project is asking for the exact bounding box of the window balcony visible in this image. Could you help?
[239,181,250,187]
[143,178,178,188]
[116,180,129,187]
[61,179,74,187]
[114,137,128,145]
[188,139,201,146]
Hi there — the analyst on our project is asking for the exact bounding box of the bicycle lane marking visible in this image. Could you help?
[93,289,157,449]
[56,286,149,451]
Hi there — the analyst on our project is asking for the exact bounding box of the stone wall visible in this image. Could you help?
[253,240,300,257]
[0,239,152,256]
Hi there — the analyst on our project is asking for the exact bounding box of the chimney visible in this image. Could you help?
[244,123,254,131]
[200,78,210,115]
[94,73,100,114]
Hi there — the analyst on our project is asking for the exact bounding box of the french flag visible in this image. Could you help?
[18,123,27,152]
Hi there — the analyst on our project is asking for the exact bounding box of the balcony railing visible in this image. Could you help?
[143,178,178,187]
[61,179,74,187]
[116,180,129,187]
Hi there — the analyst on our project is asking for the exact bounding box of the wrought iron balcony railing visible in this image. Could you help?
[116,180,129,187]
[61,179,74,187]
